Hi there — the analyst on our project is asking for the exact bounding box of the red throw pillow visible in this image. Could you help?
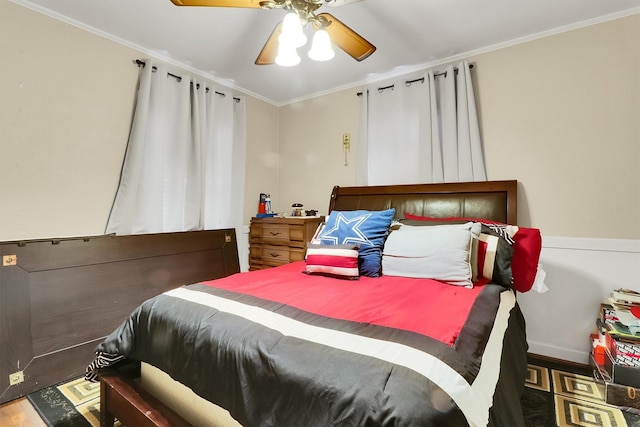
[403,214,542,292]
[509,227,542,292]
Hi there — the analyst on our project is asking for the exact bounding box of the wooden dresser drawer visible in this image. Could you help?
[249,216,323,270]
[251,244,291,265]
[258,224,295,244]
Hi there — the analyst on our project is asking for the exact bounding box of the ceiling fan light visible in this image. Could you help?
[280,12,307,48]
[275,41,301,67]
[308,29,335,62]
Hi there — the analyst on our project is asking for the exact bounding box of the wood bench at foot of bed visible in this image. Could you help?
[100,372,192,427]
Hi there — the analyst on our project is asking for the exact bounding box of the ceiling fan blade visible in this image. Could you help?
[255,22,282,65]
[170,0,261,7]
[317,13,375,62]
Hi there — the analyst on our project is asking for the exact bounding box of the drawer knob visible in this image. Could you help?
[270,253,281,257]
[269,231,282,236]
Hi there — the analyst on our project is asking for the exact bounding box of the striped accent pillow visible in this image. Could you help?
[477,224,514,287]
[305,243,360,279]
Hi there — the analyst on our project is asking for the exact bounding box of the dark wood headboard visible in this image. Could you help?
[0,229,240,404]
[329,180,517,225]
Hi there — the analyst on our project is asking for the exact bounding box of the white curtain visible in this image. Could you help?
[106,61,246,235]
[359,60,486,185]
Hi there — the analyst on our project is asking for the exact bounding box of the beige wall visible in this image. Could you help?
[277,14,640,239]
[243,96,280,224]
[277,90,361,216]
[0,1,279,241]
[0,0,138,241]
[471,14,639,238]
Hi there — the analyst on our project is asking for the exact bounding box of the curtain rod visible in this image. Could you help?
[135,60,241,103]
[356,63,474,97]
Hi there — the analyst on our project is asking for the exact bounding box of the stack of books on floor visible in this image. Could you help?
[592,288,640,409]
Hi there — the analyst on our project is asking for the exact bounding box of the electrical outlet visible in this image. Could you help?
[9,371,24,386]
[3,255,17,266]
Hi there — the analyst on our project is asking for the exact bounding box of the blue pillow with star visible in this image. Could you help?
[317,208,395,277]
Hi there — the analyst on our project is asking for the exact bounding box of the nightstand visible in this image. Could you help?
[249,216,323,270]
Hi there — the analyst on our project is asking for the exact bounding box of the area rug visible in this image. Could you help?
[26,376,118,427]
[522,357,640,427]
[27,359,640,427]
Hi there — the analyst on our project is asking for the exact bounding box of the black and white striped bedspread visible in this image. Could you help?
[87,282,523,426]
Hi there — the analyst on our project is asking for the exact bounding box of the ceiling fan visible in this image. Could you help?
[170,0,376,66]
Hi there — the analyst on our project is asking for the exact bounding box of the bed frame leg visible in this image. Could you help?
[100,378,116,427]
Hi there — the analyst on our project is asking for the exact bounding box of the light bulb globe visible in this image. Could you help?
[280,12,307,48]
[308,29,335,61]
[275,40,301,67]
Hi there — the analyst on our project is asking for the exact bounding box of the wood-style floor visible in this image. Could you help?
[0,397,46,427]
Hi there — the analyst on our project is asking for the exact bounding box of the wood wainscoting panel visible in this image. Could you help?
[0,230,240,404]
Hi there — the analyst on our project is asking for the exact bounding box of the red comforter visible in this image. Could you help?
[202,261,490,346]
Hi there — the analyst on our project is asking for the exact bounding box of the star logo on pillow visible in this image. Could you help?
[319,212,373,247]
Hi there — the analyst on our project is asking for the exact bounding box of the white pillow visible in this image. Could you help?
[381,223,480,287]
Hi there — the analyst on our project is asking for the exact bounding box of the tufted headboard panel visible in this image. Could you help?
[328,180,517,225]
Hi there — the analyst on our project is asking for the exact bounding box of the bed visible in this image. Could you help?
[88,180,539,427]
